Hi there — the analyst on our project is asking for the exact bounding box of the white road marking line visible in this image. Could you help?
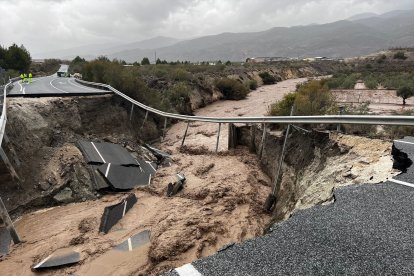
[105,163,111,177]
[22,86,26,95]
[175,263,202,276]
[389,178,414,188]
[148,174,152,185]
[33,254,54,269]
[50,78,68,93]
[394,140,414,146]
[128,238,132,251]
[18,81,23,92]
[67,78,102,92]
[122,201,127,216]
[146,161,156,172]
[91,142,106,163]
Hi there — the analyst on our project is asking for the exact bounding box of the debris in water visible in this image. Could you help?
[32,248,80,270]
[166,174,186,197]
[99,193,137,234]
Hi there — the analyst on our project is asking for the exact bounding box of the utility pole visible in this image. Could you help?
[154,51,157,65]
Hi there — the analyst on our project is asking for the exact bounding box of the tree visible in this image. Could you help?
[141,57,150,65]
[72,56,86,63]
[96,55,110,62]
[5,44,31,72]
[156,58,162,64]
[397,86,414,105]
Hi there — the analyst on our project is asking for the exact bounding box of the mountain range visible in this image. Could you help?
[36,10,414,62]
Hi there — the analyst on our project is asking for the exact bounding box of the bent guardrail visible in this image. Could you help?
[76,79,414,126]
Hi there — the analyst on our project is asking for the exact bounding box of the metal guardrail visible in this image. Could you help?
[76,79,414,126]
[0,80,13,147]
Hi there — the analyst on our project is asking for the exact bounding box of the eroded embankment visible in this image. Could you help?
[0,95,147,213]
[237,126,399,221]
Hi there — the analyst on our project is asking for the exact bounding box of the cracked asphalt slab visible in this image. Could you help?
[177,182,414,276]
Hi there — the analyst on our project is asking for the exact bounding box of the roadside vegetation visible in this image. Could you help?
[29,59,62,77]
[325,72,414,90]
[0,44,31,84]
[69,57,261,115]
[269,80,336,116]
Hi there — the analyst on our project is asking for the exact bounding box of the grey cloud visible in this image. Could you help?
[0,0,413,55]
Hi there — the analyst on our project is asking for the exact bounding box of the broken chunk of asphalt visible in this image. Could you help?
[97,163,151,190]
[166,174,186,197]
[143,144,172,167]
[99,193,137,234]
[32,248,80,270]
[77,141,137,166]
[113,230,150,252]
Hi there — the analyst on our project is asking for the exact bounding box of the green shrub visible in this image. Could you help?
[249,79,258,90]
[168,82,192,114]
[171,68,192,81]
[268,93,296,116]
[295,80,337,115]
[259,72,277,85]
[393,51,407,60]
[216,78,249,100]
[268,80,336,116]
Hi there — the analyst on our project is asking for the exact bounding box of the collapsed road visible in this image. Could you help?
[0,77,404,275]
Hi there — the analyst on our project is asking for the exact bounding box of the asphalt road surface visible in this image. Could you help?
[166,137,414,276]
[8,74,108,96]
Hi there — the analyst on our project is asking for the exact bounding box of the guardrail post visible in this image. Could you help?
[141,111,148,129]
[264,105,294,212]
[0,147,20,183]
[215,123,221,153]
[249,124,256,153]
[259,123,267,159]
[181,121,190,148]
[228,123,237,149]
[129,103,134,121]
[337,106,345,132]
[0,197,21,244]
[162,118,168,140]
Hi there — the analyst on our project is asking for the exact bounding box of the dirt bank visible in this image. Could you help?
[238,126,398,222]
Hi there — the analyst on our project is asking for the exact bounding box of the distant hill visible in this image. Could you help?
[107,10,414,62]
[347,12,378,21]
[34,36,182,60]
[37,10,414,62]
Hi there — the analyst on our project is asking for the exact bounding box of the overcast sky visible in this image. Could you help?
[1,0,414,55]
